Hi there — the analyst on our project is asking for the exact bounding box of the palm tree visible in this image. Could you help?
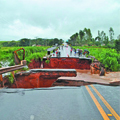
[79,30,85,42]
[83,28,92,44]
[109,27,114,44]
[70,33,78,45]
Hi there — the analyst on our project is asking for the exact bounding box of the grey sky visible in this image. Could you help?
[0,0,120,41]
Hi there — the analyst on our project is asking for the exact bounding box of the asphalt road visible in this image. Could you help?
[52,45,81,58]
[0,85,119,120]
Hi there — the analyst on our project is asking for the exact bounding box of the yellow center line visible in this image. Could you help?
[90,85,120,120]
[85,86,110,120]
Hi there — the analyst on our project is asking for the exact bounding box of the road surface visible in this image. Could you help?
[52,45,82,58]
[0,85,119,120]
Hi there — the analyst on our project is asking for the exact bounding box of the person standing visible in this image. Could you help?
[56,49,58,57]
[78,50,81,57]
[70,48,72,55]
[57,49,59,57]
[74,49,76,56]
[58,49,61,57]
[53,50,55,56]
[80,49,83,56]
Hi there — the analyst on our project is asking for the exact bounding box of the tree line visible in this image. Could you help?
[0,38,64,47]
[67,27,120,51]
[0,27,120,52]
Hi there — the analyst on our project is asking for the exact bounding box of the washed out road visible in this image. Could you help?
[0,45,120,120]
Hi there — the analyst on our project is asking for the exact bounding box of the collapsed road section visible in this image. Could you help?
[9,69,76,88]
[0,46,120,89]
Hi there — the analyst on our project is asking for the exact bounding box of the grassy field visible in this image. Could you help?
[72,46,120,71]
[0,46,50,66]
[0,45,120,71]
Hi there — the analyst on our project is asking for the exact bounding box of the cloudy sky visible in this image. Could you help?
[0,0,120,41]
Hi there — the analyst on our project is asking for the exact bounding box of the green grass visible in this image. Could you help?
[0,46,50,65]
[73,46,120,71]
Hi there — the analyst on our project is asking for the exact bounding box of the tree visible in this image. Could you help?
[117,34,120,40]
[95,31,102,46]
[19,38,30,46]
[53,38,59,44]
[83,28,92,44]
[79,30,85,44]
[115,39,120,52]
[2,42,9,47]
[91,38,95,45]
[97,30,102,43]
[76,36,80,46]
[70,35,74,45]
[87,29,92,40]
[103,36,109,46]
[49,39,54,46]
[95,36,101,41]
[83,28,88,43]
[36,38,43,45]
[74,33,78,45]
[109,27,114,44]
[59,39,64,45]
[95,41,101,46]
[100,31,105,44]
[8,40,17,47]
[70,33,78,46]
[95,30,108,45]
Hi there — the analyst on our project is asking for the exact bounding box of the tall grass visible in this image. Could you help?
[0,46,49,66]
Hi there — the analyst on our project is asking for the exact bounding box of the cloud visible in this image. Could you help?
[0,0,119,41]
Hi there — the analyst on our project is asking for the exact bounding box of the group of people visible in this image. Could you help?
[53,48,61,57]
[70,47,89,57]
[52,45,90,57]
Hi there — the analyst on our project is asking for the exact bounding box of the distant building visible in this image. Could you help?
[37,45,41,47]
[32,44,36,46]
